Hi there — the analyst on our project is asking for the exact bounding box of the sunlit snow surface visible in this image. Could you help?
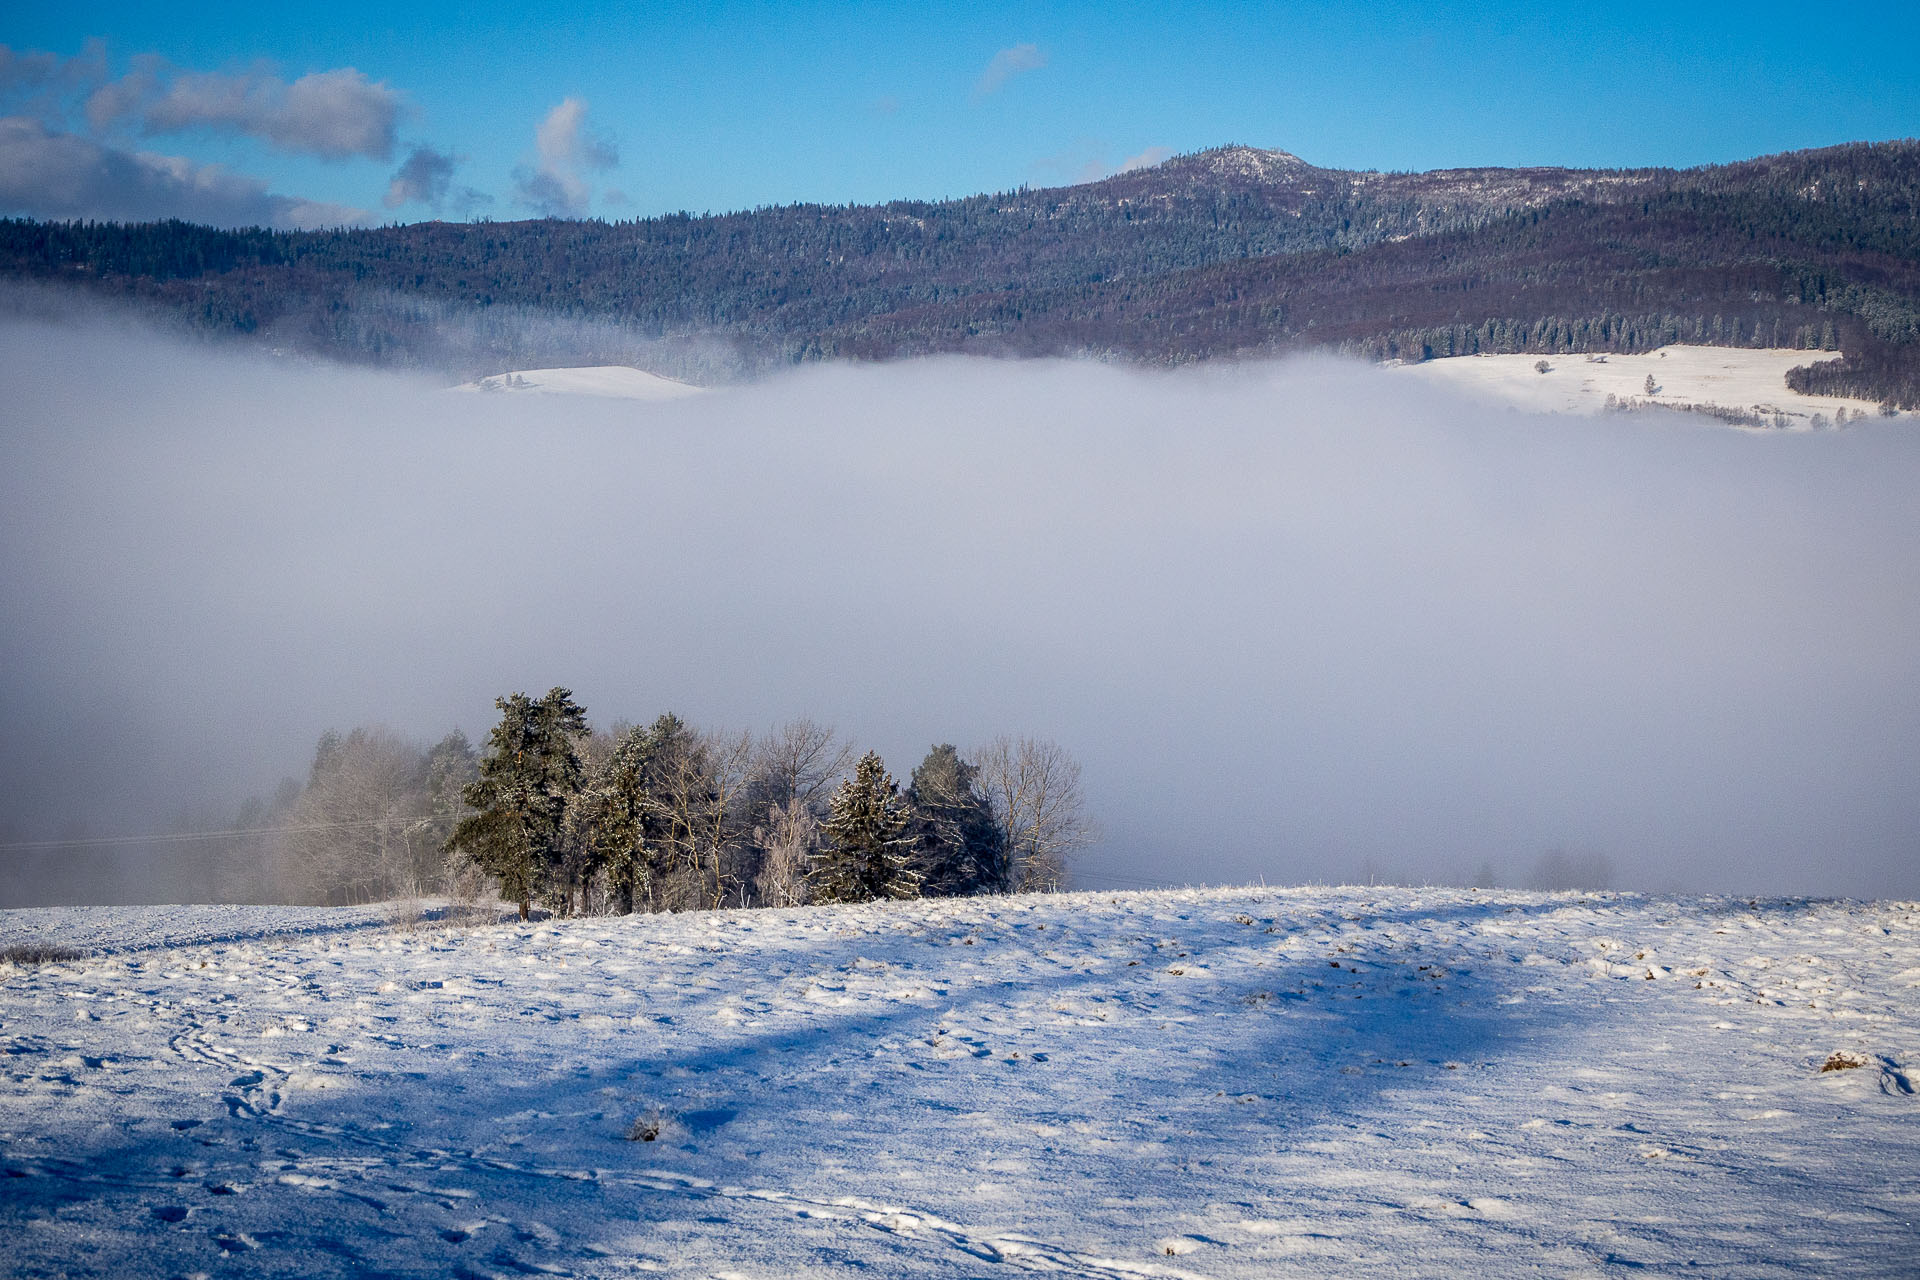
[4,888,1917,1276]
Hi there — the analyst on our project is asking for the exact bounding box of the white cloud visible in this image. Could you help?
[97,65,406,161]
[514,97,617,218]
[973,43,1046,100]
[0,115,368,229]
[0,44,433,225]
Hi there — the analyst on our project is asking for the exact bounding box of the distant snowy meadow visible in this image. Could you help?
[4,315,1920,899]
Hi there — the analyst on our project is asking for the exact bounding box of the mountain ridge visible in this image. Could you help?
[2,139,1916,404]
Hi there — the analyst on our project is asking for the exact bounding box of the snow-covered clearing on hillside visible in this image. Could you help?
[1387,346,1890,424]
[5,888,1918,1276]
[452,366,706,400]
[445,349,1895,424]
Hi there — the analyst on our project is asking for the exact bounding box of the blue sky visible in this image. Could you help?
[3,1,1916,227]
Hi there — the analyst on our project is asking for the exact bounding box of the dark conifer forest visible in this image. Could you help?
[3,140,1916,405]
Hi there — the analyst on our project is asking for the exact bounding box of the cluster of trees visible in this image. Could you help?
[276,727,478,904]
[281,689,1092,917]
[3,140,1915,404]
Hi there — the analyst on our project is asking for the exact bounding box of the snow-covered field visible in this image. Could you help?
[446,349,1898,425]
[1388,346,1892,423]
[452,366,706,400]
[4,888,1917,1277]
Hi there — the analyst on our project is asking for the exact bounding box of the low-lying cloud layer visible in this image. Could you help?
[4,314,1918,902]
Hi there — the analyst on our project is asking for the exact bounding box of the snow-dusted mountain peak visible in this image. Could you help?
[1177,143,1317,181]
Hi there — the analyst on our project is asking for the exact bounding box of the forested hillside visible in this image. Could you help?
[3,140,1916,404]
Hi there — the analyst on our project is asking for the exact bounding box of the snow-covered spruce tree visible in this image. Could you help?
[906,744,1008,896]
[445,688,588,920]
[813,751,920,904]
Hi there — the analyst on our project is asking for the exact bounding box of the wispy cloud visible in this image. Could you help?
[384,144,456,209]
[1113,145,1173,175]
[973,43,1046,100]
[513,97,618,218]
[0,114,368,228]
[1030,141,1173,187]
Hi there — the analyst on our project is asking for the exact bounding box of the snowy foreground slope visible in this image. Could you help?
[3,888,1917,1278]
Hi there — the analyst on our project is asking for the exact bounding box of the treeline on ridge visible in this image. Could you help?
[1,140,1916,405]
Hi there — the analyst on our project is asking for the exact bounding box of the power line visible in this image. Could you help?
[0,817,421,853]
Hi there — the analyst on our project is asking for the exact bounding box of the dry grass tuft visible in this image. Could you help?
[2,944,85,966]
[626,1109,665,1142]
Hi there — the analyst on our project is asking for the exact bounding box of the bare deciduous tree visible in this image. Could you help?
[749,719,854,814]
[276,727,431,905]
[753,796,818,908]
[650,725,756,910]
[972,735,1095,893]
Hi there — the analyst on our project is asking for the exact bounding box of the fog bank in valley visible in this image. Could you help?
[3,315,1918,903]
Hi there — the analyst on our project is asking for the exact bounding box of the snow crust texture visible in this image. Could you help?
[4,887,1918,1277]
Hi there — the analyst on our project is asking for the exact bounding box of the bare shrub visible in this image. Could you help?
[444,854,497,923]
[2,944,85,966]
[625,1107,683,1143]
[382,896,426,932]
